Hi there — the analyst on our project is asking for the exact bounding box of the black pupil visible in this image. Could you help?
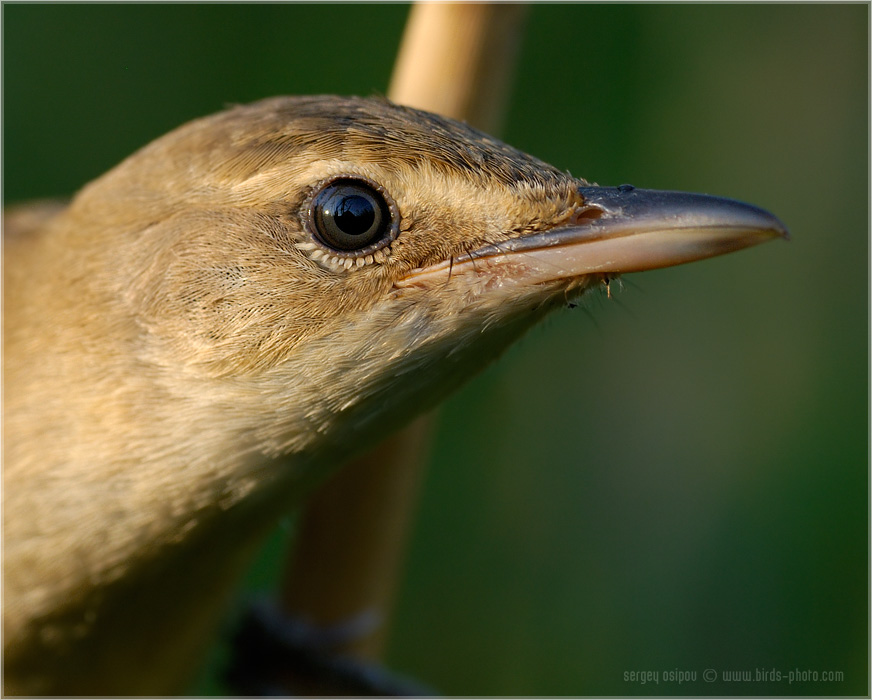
[334,194,375,236]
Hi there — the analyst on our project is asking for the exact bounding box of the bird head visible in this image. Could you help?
[54,95,785,471]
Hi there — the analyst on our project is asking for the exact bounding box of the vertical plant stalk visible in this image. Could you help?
[280,1,528,663]
[390,2,527,134]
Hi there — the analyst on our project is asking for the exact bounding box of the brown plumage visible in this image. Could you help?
[2,95,784,694]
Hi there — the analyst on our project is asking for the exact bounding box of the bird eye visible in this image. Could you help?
[309,178,394,255]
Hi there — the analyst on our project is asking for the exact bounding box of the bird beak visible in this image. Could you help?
[395,185,789,288]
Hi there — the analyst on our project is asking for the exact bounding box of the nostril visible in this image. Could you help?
[569,205,604,225]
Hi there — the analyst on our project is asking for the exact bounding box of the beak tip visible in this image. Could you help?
[759,212,790,244]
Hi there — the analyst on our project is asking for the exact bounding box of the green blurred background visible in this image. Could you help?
[4,4,867,696]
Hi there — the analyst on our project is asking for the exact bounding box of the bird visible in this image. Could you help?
[2,95,787,695]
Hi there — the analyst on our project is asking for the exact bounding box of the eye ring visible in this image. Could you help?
[305,176,398,258]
